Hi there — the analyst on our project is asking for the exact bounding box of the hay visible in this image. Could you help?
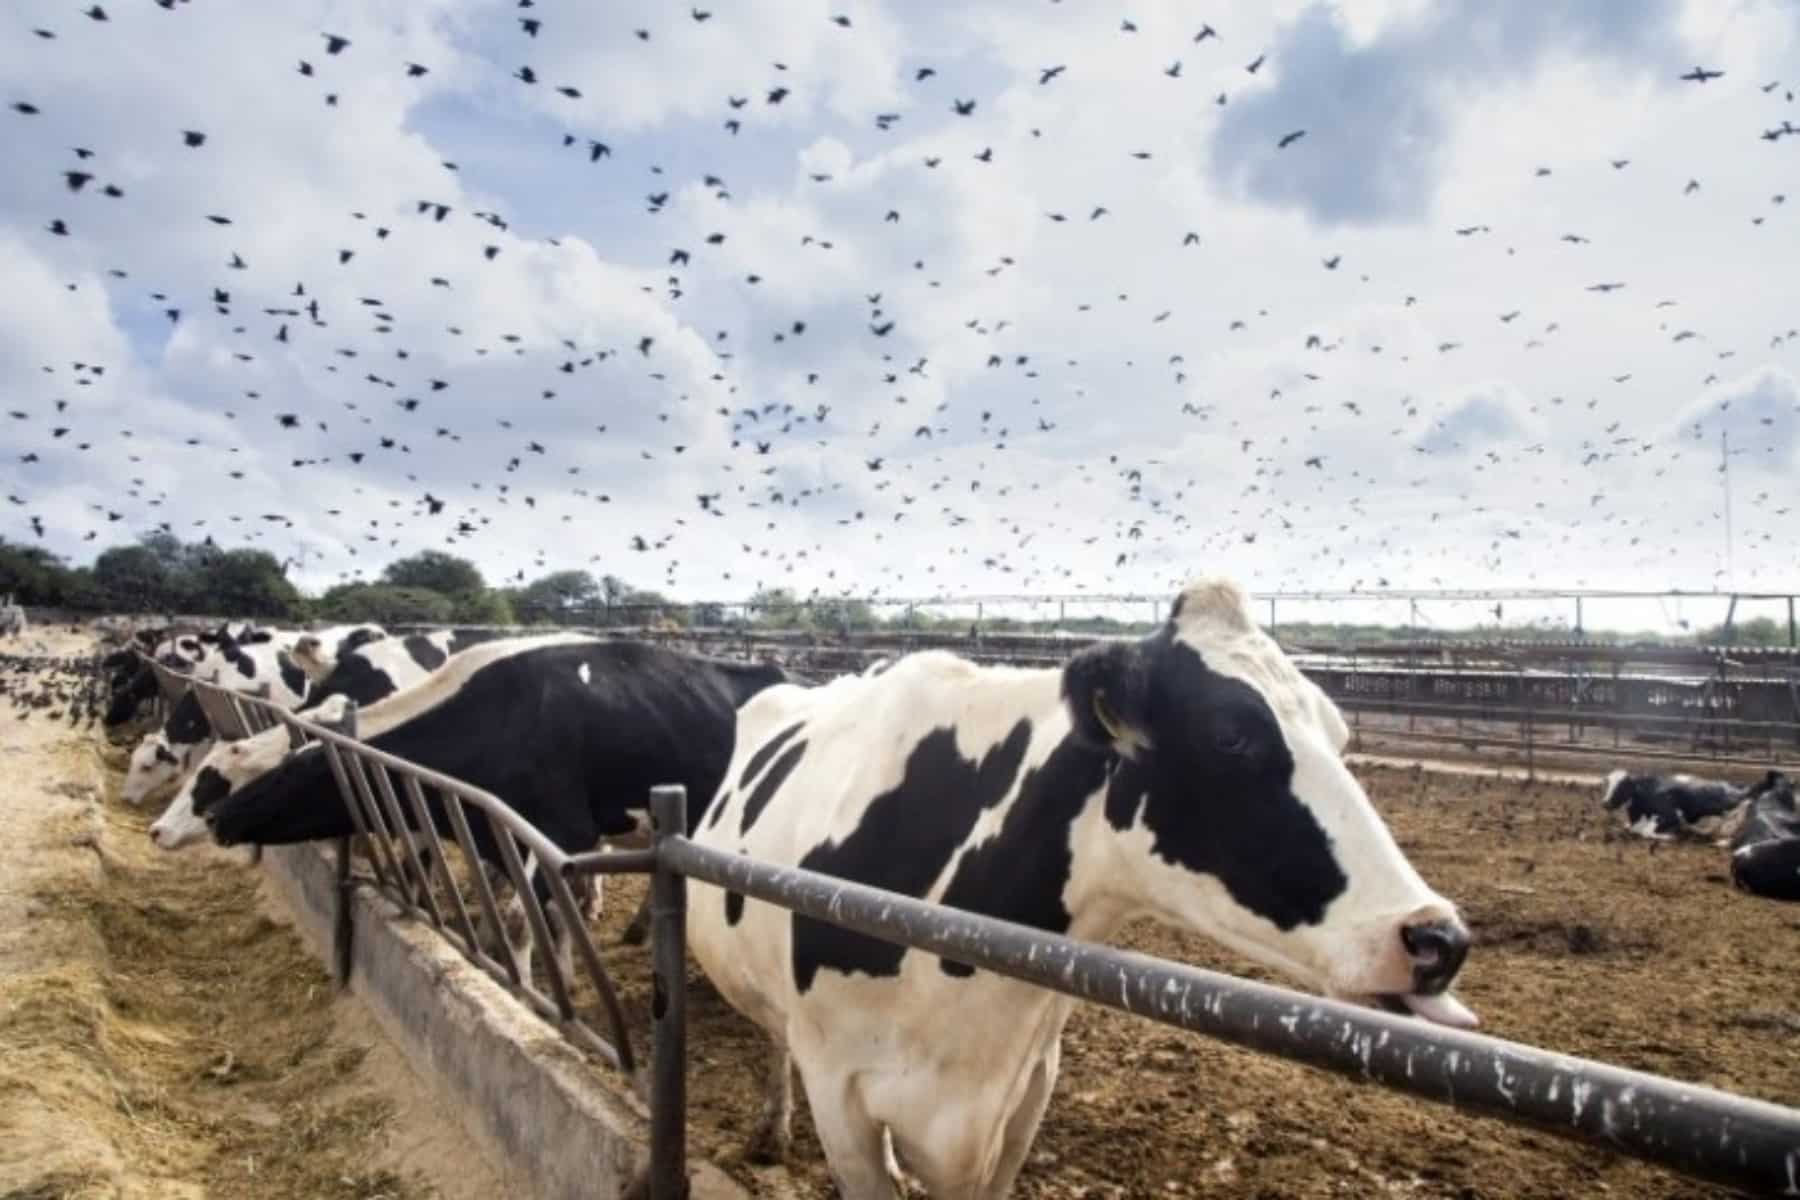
[0,733,438,1200]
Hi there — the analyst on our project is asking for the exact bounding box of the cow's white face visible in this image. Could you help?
[149,693,351,850]
[124,733,204,807]
[1062,578,1475,1028]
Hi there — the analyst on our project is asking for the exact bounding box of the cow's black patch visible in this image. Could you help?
[224,643,256,678]
[792,719,1033,992]
[277,651,308,699]
[740,740,807,835]
[165,691,212,745]
[725,889,745,925]
[445,628,500,655]
[300,653,396,708]
[405,634,448,673]
[739,721,806,790]
[1108,636,1346,931]
[189,766,232,816]
[935,735,1111,976]
[338,627,383,658]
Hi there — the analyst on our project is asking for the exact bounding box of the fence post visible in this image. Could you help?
[647,784,690,1200]
[332,702,360,989]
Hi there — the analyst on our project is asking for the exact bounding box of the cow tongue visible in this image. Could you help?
[1402,991,1479,1029]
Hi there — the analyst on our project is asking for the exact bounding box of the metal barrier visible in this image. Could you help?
[133,653,640,1081]
[585,784,1800,1200]
[127,653,1800,1197]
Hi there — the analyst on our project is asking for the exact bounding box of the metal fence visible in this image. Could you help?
[130,654,1800,1199]
[599,785,1800,1200]
[137,653,641,1080]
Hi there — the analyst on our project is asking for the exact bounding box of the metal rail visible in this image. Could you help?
[611,784,1800,1200]
[134,652,640,1082]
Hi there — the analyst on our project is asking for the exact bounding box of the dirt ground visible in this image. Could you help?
[0,628,503,1200]
[585,763,1798,1200]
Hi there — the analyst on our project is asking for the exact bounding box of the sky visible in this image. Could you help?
[3,0,1799,633]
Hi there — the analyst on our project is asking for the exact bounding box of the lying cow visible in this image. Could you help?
[147,629,504,847]
[196,637,787,975]
[688,576,1474,1194]
[1729,771,1800,901]
[1600,769,1747,840]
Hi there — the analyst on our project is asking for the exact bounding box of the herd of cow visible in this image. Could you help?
[83,578,1800,1197]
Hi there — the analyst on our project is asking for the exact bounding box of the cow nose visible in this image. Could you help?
[1400,919,1469,995]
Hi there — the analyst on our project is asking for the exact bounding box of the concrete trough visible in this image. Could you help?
[259,841,743,1200]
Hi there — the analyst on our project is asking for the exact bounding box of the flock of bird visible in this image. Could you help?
[0,646,107,727]
[5,2,1799,611]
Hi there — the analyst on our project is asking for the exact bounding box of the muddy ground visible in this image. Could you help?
[0,631,501,1200]
[585,763,1798,1200]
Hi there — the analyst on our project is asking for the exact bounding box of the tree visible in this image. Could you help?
[318,583,454,625]
[748,587,804,629]
[92,544,178,612]
[0,540,78,606]
[517,570,600,624]
[382,551,486,598]
[194,549,301,618]
[452,588,516,625]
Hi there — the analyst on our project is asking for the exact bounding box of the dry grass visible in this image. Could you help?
[0,743,437,1200]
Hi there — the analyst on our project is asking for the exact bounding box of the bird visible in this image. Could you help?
[1679,66,1722,83]
[1277,129,1306,148]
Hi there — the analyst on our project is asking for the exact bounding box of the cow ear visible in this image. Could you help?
[1062,641,1153,755]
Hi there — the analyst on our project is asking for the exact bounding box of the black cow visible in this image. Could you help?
[1600,769,1746,840]
[1730,771,1800,901]
[204,637,787,969]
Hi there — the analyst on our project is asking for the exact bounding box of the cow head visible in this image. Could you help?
[124,732,205,806]
[1061,577,1476,1028]
[149,694,353,849]
[1599,768,1637,811]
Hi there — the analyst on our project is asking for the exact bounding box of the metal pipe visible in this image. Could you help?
[657,834,1800,1196]
[563,848,659,876]
[647,785,690,1200]
[331,703,360,988]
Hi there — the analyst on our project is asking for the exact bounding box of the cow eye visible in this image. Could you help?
[1216,729,1253,756]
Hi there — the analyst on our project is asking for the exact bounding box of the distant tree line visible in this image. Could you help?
[1,533,1793,646]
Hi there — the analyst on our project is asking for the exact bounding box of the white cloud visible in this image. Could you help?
[3,0,1800,608]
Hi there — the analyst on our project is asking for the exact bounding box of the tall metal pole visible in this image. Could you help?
[1721,430,1734,589]
[647,784,690,1200]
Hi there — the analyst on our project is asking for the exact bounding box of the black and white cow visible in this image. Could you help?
[288,624,389,683]
[122,634,314,806]
[103,622,272,727]
[1728,771,1800,901]
[688,577,1475,1196]
[1599,769,1747,840]
[199,637,787,972]
[148,628,504,847]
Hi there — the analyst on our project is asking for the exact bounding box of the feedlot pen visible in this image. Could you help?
[138,647,1800,1199]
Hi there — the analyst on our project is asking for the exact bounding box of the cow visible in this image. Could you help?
[1599,769,1747,840]
[148,629,505,847]
[103,622,273,727]
[121,635,315,806]
[686,577,1475,1196]
[199,638,787,975]
[289,624,389,683]
[1728,771,1800,901]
